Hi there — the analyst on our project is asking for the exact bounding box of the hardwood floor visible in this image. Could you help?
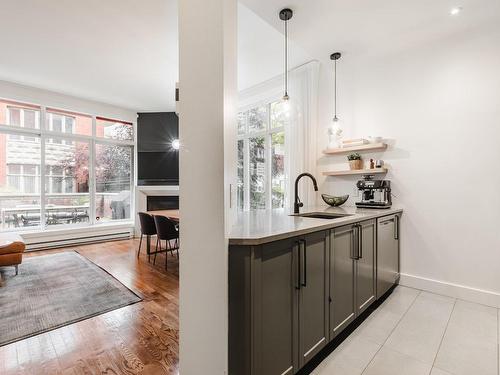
[0,238,179,375]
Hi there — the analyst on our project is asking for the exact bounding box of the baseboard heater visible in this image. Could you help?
[25,231,133,251]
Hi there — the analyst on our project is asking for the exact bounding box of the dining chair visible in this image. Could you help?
[153,215,179,268]
[137,212,157,261]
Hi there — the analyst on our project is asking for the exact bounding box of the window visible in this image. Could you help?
[271,131,286,208]
[237,99,288,210]
[5,104,40,142]
[95,143,132,221]
[44,138,90,227]
[7,164,40,194]
[1,100,41,130]
[96,117,133,141]
[0,99,134,231]
[0,126,42,229]
[46,109,91,136]
[47,111,80,145]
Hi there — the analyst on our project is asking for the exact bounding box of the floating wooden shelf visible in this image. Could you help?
[323,142,387,155]
[323,168,388,177]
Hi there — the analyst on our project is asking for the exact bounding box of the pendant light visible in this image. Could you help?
[330,52,342,124]
[279,8,293,107]
[328,52,343,148]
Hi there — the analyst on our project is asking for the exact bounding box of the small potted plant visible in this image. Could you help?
[347,153,363,170]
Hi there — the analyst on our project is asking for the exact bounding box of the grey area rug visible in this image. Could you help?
[0,251,141,347]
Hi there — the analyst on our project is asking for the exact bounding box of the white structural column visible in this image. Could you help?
[178,0,237,373]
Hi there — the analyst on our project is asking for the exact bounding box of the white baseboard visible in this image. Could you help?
[20,222,134,251]
[400,273,500,308]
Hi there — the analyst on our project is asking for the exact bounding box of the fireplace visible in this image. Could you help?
[147,196,179,211]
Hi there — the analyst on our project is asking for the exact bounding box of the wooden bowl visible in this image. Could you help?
[321,194,349,207]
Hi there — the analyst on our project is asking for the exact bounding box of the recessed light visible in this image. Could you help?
[450,6,462,16]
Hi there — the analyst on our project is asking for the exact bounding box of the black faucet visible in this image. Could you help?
[294,173,318,214]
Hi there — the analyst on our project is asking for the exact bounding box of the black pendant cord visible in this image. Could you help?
[334,58,337,120]
[284,19,288,99]
[330,52,341,121]
[280,8,293,101]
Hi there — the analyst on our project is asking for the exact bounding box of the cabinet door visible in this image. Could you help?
[298,231,329,366]
[330,225,356,339]
[255,238,298,375]
[356,220,376,315]
[376,215,400,298]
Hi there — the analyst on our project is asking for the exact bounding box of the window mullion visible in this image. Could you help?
[265,133,271,210]
[244,138,250,211]
[0,124,41,136]
[265,104,272,210]
[89,117,96,225]
[92,115,96,138]
[40,106,47,231]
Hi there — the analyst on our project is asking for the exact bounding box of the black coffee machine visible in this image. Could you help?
[355,176,392,209]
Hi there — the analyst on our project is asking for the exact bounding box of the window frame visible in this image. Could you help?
[6,164,40,194]
[237,96,287,211]
[6,105,40,142]
[0,98,135,231]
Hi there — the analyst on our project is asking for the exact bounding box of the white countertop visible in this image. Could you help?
[228,205,403,245]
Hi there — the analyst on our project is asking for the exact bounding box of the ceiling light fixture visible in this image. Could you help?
[171,139,180,150]
[450,6,462,15]
[279,8,293,105]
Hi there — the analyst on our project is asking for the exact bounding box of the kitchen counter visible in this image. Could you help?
[228,205,403,245]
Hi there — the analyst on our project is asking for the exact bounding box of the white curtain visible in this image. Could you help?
[285,61,320,209]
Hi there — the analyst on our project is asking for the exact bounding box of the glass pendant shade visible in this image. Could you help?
[328,117,342,149]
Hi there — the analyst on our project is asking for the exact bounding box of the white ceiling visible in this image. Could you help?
[240,0,500,61]
[0,0,307,112]
[0,0,497,112]
[0,0,179,112]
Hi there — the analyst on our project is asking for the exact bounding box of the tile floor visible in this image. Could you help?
[312,286,499,375]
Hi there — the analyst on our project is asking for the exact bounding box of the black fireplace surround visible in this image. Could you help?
[147,196,179,211]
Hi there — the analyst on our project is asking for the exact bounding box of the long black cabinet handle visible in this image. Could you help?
[301,239,307,287]
[350,225,357,260]
[358,224,363,259]
[394,216,399,240]
[296,240,301,290]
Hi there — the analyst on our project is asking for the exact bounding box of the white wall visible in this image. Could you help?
[317,23,500,305]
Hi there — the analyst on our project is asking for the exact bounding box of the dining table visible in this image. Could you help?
[147,209,179,222]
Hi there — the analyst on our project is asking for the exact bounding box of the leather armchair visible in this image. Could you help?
[0,233,26,276]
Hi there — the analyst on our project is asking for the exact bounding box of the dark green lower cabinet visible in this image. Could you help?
[377,214,401,298]
[257,238,297,375]
[330,225,356,338]
[228,238,298,375]
[228,231,329,375]
[330,220,376,339]
[356,220,376,315]
[229,217,397,374]
[297,231,329,366]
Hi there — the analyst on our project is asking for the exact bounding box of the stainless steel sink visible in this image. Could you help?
[293,212,352,220]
